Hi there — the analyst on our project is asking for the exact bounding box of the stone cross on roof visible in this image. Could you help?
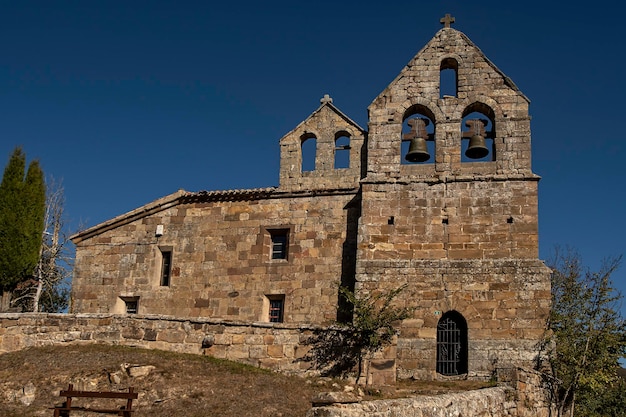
[320,94,333,104]
[440,13,455,28]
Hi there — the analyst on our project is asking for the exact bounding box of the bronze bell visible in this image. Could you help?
[465,134,489,159]
[405,137,430,162]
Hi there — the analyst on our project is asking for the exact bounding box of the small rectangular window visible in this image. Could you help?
[160,249,172,286]
[269,229,289,260]
[125,299,139,314]
[268,296,285,323]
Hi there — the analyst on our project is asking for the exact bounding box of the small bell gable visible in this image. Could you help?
[371,27,527,110]
[367,21,535,181]
[279,95,366,192]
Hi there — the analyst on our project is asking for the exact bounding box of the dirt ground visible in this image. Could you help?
[0,344,491,417]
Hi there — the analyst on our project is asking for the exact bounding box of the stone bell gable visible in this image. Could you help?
[367,26,532,180]
[279,94,366,192]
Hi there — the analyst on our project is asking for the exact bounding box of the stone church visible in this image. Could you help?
[71,16,551,380]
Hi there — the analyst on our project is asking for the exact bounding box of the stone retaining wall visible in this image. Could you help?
[309,368,552,417]
[0,313,316,374]
[1,314,552,416]
[308,387,516,417]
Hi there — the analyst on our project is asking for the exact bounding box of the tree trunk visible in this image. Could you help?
[32,279,43,312]
[356,354,364,385]
[33,180,63,312]
[0,290,12,311]
[568,392,575,417]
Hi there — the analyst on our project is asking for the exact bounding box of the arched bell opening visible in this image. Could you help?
[334,131,351,169]
[300,132,317,172]
[440,57,458,98]
[401,106,436,165]
[461,104,495,162]
[436,310,468,376]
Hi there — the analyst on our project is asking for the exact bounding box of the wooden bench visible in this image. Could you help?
[51,384,138,417]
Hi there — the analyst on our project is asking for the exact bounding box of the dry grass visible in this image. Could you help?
[0,344,493,417]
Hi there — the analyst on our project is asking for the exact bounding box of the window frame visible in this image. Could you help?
[268,228,290,261]
[159,247,173,286]
[121,296,140,314]
[267,295,285,323]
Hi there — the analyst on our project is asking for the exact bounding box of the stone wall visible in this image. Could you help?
[72,189,359,325]
[0,313,316,374]
[309,387,517,417]
[359,258,550,380]
[308,368,552,417]
[1,314,553,416]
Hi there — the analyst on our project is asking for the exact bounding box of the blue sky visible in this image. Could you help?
[1,1,625,314]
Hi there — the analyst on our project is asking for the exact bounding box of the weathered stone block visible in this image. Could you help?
[158,329,186,343]
[267,344,284,358]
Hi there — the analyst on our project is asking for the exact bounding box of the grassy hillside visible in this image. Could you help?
[0,344,492,417]
[0,344,329,417]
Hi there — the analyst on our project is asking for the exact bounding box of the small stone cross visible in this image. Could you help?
[403,118,429,141]
[320,94,333,104]
[440,14,455,28]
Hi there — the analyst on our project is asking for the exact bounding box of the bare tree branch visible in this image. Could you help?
[13,177,71,312]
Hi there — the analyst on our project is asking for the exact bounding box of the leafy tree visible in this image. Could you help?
[303,284,412,383]
[0,147,46,310]
[541,247,626,417]
[577,376,626,417]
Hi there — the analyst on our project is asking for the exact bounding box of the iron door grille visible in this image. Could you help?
[437,317,462,375]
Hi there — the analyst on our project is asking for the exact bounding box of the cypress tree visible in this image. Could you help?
[0,147,46,296]
[0,147,27,292]
[24,159,46,279]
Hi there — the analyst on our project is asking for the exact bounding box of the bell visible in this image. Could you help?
[405,137,430,162]
[465,134,489,159]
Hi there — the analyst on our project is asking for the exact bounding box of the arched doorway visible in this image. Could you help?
[436,311,468,376]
